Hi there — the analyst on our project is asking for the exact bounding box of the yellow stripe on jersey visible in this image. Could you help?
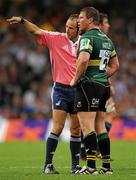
[88,59,100,66]
[111,50,116,57]
[89,44,93,50]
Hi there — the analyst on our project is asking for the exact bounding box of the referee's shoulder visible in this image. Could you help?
[42,30,64,36]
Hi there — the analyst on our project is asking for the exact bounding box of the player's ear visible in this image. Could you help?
[89,17,93,24]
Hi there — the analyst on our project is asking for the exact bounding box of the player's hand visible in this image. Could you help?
[70,78,77,87]
[7,16,21,24]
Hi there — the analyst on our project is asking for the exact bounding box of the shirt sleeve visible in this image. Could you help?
[37,30,60,48]
[78,36,93,54]
[110,41,117,58]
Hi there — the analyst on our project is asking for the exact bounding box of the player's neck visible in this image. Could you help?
[87,25,99,31]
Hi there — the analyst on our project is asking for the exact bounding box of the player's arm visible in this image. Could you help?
[70,51,89,86]
[7,16,42,36]
[106,56,119,77]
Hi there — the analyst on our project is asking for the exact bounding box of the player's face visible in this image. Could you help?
[66,19,78,41]
[78,11,90,34]
[99,18,110,34]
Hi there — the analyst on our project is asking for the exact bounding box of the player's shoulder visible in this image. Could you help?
[80,32,90,40]
[81,29,96,40]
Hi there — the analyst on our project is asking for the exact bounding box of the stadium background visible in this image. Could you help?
[0,0,136,142]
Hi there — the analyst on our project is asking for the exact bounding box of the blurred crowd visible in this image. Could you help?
[0,0,136,120]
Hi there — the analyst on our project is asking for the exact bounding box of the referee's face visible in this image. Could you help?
[66,19,78,41]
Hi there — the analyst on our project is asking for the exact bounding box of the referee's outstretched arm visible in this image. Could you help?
[7,16,42,36]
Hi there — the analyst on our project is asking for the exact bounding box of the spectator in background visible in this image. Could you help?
[7,14,81,174]
[23,80,39,115]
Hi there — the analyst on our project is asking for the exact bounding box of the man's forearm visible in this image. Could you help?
[107,56,119,77]
[21,18,41,36]
[70,51,89,87]
[7,16,41,36]
[73,59,88,82]
[106,66,118,78]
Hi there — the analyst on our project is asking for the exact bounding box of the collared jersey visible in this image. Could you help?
[77,28,117,84]
[37,30,80,85]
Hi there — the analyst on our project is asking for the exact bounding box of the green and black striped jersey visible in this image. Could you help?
[77,28,117,84]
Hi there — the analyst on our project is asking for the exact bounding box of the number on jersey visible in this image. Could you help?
[99,50,111,70]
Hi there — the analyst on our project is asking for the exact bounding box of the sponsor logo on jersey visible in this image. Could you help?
[80,38,90,50]
[62,44,69,52]
[102,42,111,49]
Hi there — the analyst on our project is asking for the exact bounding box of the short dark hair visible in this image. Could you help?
[99,13,108,24]
[69,14,79,20]
[80,7,99,25]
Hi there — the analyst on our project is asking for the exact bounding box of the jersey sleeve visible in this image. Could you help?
[110,41,117,58]
[37,30,60,48]
[78,35,93,54]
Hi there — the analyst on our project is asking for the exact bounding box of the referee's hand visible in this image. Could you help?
[7,16,21,24]
[70,78,77,87]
